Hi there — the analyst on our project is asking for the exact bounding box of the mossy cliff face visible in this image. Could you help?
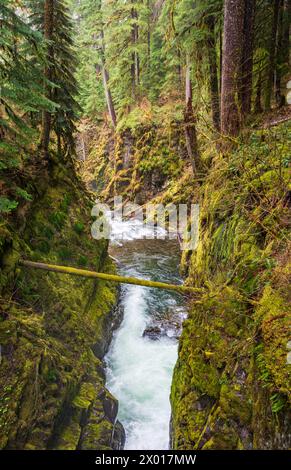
[78,118,290,450]
[78,120,187,203]
[0,162,124,450]
[171,122,291,449]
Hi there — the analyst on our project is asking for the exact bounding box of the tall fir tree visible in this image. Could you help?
[28,0,80,157]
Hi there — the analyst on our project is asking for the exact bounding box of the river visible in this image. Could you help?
[105,216,188,450]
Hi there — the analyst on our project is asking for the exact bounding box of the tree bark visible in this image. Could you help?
[131,1,140,97]
[255,69,263,113]
[275,0,285,106]
[240,0,256,117]
[220,0,245,137]
[41,0,54,159]
[184,57,199,175]
[275,0,291,106]
[282,0,291,66]
[265,0,280,110]
[147,0,151,66]
[99,31,117,128]
[101,65,117,128]
[205,15,220,132]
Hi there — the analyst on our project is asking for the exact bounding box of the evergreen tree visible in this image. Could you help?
[220,0,244,137]
[0,0,54,213]
[28,0,80,156]
[67,0,290,135]
[0,1,53,143]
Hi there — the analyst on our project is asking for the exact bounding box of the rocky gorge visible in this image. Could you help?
[0,159,125,450]
[78,117,291,450]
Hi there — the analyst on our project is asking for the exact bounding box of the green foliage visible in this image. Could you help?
[0,1,53,133]
[48,211,67,230]
[0,197,18,214]
[270,393,286,414]
[27,0,80,154]
[15,188,33,202]
[77,255,88,267]
[57,246,73,260]
[45,368,58,383]
[73,222,85,234]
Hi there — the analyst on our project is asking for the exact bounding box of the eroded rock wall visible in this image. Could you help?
[170,122,291,449]
[0,161,124,450]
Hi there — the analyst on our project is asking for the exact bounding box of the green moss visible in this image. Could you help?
[73,383,96,409]
[254,284,291,398]
[0,171,120,450]
[73,222,85,234]
[48,211,67,230]
[77,255,88,267]
[81,419,114,450]
[54,421,81,450]
[171,121,291,450]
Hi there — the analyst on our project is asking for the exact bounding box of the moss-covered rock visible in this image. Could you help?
[171,122,291,450]
[0,161,124,450]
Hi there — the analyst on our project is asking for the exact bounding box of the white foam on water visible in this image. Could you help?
[107,211,168,245]
[106,285,178,450]
[105,214,184,450]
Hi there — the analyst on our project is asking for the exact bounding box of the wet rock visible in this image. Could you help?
[92,296,124,359]
[143,326,163,340]
[102,391,119,424]
[112,420,126,450]
[142,309,185,341]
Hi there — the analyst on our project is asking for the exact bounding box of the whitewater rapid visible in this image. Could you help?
[105,216,187,450]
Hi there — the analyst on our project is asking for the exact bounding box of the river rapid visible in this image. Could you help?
[105,216,188,450]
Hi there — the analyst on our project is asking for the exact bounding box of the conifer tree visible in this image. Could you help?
[28,0,79,156]
[0,1,53,142]
[0,0,54,212]
[220,0,244,137]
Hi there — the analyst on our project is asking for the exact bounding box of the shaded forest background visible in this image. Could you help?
[1,0,290,212]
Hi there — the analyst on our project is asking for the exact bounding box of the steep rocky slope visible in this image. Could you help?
[171,122,291,449]
[78,118,290,449]
[0,159,124,450]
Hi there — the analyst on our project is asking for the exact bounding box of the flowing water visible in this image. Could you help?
[105,217,188,450]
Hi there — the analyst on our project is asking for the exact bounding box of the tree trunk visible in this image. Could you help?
[101,65,117,128]
[147,0,151,67]
[265,0,280,110]
[131,1,140,97]
[205,15,220,132]
[41,0,54,159]
[255,69,263,113]
[275,0,291,106]
[99,31,117,128]
[220,0,245,137]
[57,133,61,156]
[177,48,183,89]
[219,22,223,94]
[19,259,202,295]
[240,0,256,117]
[275,0,285,106]
[184,57,199,175]
[282,0,291,64]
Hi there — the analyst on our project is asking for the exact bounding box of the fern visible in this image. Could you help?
[0,197,18,214]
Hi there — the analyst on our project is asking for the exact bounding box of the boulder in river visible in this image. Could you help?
[142,326,163,340]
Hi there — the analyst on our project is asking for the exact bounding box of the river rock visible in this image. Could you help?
[142,314,182,340]
[142,326,163,340]
[112,420,126,450]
